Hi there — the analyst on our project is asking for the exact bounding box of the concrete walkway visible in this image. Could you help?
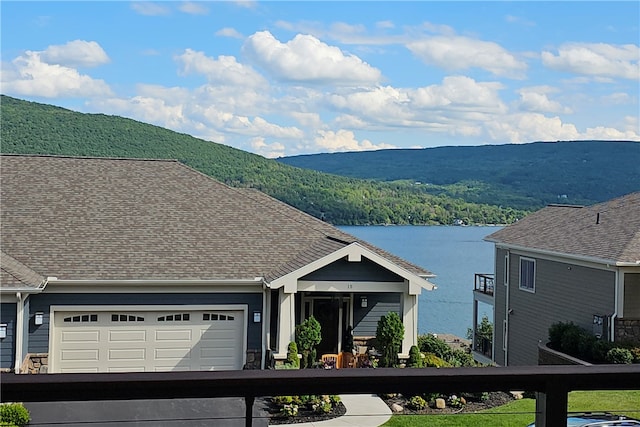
[289,394,392,427]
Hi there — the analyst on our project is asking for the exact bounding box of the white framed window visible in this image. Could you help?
[519,257,536,292]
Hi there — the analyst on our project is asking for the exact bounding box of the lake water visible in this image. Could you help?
[339,225,501,338]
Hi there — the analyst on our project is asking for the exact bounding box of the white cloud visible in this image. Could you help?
[251,137,286,158]
[40,40,110,68]
[601,92,634,105]
[242,31,382,85]
[233,1,258,9]
[179,2,208,15]
[216,27,244,39]
[484,112,640,143]
[515,88,571,114]
[485,113,580,142]
[130,2,170,16]
[175,49,267,88]
[2,50,112,98]
[314,129,396,152]
[407,35,528,79]
[541,42,640,80]
[411,76,506,112]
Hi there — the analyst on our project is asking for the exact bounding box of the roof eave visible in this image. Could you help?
[492,242,639,267]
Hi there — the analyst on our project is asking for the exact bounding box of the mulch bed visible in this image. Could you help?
[382,391,515,415]
[265,400,347,425]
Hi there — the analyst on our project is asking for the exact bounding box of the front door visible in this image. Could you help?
[313,299,339,355]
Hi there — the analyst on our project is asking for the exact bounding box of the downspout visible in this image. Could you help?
[610,270,621,342]
[504,250,510,367]
[14,292,24,373]
[261,281,268,369]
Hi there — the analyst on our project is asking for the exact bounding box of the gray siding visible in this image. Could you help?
[507,255,615,366]
[302,258,403,282]
[493,248,508,366]
[353,293,401,337]
[624,273,640,317]
[0,303,16,369]
[27,293,263,354]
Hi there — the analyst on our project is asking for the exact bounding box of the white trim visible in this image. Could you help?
[42,284,263,294]
[298,280,406,293]
[48,304,248,373]
[270,243,435,294]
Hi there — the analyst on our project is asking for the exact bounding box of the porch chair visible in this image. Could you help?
[321,353,340,369]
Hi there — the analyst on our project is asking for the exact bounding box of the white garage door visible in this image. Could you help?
[51,309,245,373]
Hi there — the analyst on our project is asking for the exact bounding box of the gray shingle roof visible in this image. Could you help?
[1,251,45,289]
[1,155,432,283]
[485,192,640,265]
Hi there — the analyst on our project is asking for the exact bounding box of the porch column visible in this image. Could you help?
[275,284,297,359]
[401,293,418,356]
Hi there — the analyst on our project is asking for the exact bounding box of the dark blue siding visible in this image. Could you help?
[0,303,16,370]
[27,293,263,354]
[302,258,403,282]
[353,293,401,337]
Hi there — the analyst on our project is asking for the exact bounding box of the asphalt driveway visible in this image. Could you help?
[24,397,269,426]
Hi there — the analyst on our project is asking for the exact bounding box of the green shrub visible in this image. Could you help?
[418,334,452,359]
[423,352,452,368]
[272,396,294,405]
[606,347,634,364]
[0,403,30,427]
[407,395,427,410]
[407,345,423,368]
[630,347,640,363]
[376,312,404,367]
[286,341,300,368]
[548,321,575,350]
[311,395,333,414]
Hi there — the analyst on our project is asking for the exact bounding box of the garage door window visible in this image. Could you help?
[157,314,190,322]
[111,314,145,322]
[203,313,234,321]
[63,314,98,323]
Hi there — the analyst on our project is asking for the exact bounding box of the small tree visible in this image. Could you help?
[286,341,300,368]
[296,316,322,368]
[376,312,404,367]
[407,345,423,368]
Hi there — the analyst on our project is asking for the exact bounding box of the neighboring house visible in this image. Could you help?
[0,154,435,373]
[472,192,640,366]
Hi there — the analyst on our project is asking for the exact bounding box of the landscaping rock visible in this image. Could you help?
[435,398,446,409]
[391,403,404,412]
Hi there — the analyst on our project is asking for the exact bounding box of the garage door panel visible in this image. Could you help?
[154,347,191,360]
[61,367,100,373]
[61,330,100,343]
[53,310,244,373]
[60,349,100,361]
[155,329,192,341]
[108,348,146,361]
[108,366,146,373]
[109,330,146,342]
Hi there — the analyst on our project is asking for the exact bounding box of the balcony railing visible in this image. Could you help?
[474,333,493,359]
[2,365,640,427]
[474,273,495,296]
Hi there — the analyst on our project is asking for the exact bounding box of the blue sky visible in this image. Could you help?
[2,1,639,157]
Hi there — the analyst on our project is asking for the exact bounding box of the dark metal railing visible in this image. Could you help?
[474,333,493,358]
[474,273,495,296]
[2,365,640,427]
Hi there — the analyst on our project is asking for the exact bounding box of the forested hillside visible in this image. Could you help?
[0,95,525,225]
[279,141,640,209]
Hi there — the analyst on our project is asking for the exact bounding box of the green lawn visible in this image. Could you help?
[382,391,640,427]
